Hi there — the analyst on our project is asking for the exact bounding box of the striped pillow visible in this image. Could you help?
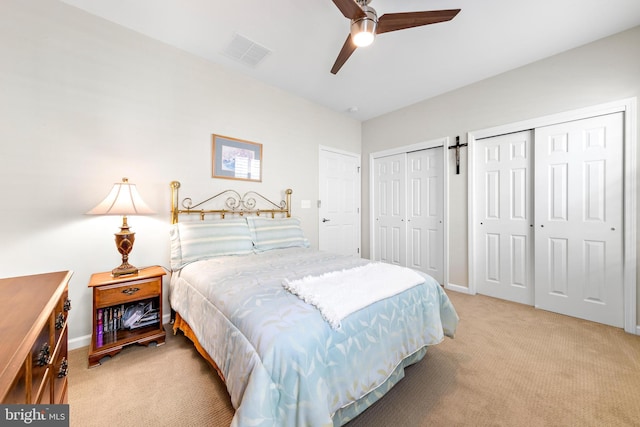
[247,217,310,252]
[169,218,253,270]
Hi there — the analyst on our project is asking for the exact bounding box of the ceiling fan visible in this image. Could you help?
[330,0,461,74]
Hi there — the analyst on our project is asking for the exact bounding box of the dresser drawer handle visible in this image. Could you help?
[121,287,140,296]
[58,358,69,378]
[37,343,50,366]
[55,312,65,330]
[63,298,72,312]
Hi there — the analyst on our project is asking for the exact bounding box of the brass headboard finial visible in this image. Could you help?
[170,181,181,224]
[285,189,292,218]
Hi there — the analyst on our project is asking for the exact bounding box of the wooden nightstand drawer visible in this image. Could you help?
[95,277,161,308]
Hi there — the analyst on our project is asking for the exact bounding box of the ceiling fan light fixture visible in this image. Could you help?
[352,25,375,47]
[350,6,377,47]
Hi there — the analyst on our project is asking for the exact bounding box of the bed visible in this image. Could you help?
[168,181,459,427]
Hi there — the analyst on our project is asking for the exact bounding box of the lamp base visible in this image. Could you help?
[112,263,139,277]
[112,216,139,277]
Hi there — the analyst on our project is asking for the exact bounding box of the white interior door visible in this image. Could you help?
[373,153,406,265]
[534,112,624,327]
[319,148,361,256]
[474,131,534,305]
[407,148,444,283]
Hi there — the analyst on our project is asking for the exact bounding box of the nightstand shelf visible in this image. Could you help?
[88,266,166,368]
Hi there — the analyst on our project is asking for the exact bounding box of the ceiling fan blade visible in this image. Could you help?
[331,34,358,74]
[377,9,461,34]
[331,0,366,20]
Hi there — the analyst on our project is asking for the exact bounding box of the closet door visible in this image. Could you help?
[534,112,624,327]
[474,131,534,305]
[407,148,444,283]
[373,154,406,266]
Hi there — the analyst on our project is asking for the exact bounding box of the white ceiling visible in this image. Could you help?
[60,0,640,121]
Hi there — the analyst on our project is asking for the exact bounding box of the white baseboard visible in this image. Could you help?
[445,283,472,294]
[636,325,640,336]
[69,334,91,351]
[69,313,173,351]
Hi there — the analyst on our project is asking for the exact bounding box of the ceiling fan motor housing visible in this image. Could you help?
[350,5,378,46]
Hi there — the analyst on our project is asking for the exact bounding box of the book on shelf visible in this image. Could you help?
[97,309,103,335]
[97,300,160,336]
[130,309,159,329]
[122,301,159,329]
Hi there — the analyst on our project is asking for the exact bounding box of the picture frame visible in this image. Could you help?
[212,134,263,182]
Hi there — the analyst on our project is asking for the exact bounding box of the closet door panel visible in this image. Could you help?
[407,148,444,283]
[373,154,406,266]
[474,131,534,305]
[534,112,623,327]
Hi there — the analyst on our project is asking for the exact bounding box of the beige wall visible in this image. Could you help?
[0,0,361,345]
[362,26,640,325]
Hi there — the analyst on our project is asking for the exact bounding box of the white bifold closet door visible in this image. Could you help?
[534,112,624,327]
[474,112,624,327]
[374,153,407,266]
[406,148,444,283]
[373,148,444,284]
[475,131,534,305]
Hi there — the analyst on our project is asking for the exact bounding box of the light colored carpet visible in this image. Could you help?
[68,291,640,426]
[68,325,234,427]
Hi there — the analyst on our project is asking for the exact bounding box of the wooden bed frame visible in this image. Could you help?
[169,181,293,383]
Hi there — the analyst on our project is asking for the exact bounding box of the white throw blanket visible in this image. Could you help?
[282,262,425,329]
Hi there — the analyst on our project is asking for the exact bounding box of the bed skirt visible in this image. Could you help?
[172,312,226,383]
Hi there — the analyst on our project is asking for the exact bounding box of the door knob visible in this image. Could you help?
[322,218,331,223]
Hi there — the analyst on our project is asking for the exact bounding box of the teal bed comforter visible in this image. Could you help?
[169,248,458,426]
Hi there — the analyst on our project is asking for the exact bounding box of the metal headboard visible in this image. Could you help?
[170,181,292,224]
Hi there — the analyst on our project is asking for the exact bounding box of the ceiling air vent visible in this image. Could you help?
[222,33,272,68]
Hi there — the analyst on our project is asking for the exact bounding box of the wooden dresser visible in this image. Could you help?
[0,271,72,404]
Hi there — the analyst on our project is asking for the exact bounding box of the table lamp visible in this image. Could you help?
[87,177,155,277]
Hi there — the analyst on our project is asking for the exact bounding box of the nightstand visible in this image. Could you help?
[87,266,166,367]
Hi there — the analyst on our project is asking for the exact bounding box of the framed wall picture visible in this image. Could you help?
[212,134,262,182]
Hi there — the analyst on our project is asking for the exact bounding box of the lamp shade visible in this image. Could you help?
[87,178,154,216]
[87,177,153,277]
